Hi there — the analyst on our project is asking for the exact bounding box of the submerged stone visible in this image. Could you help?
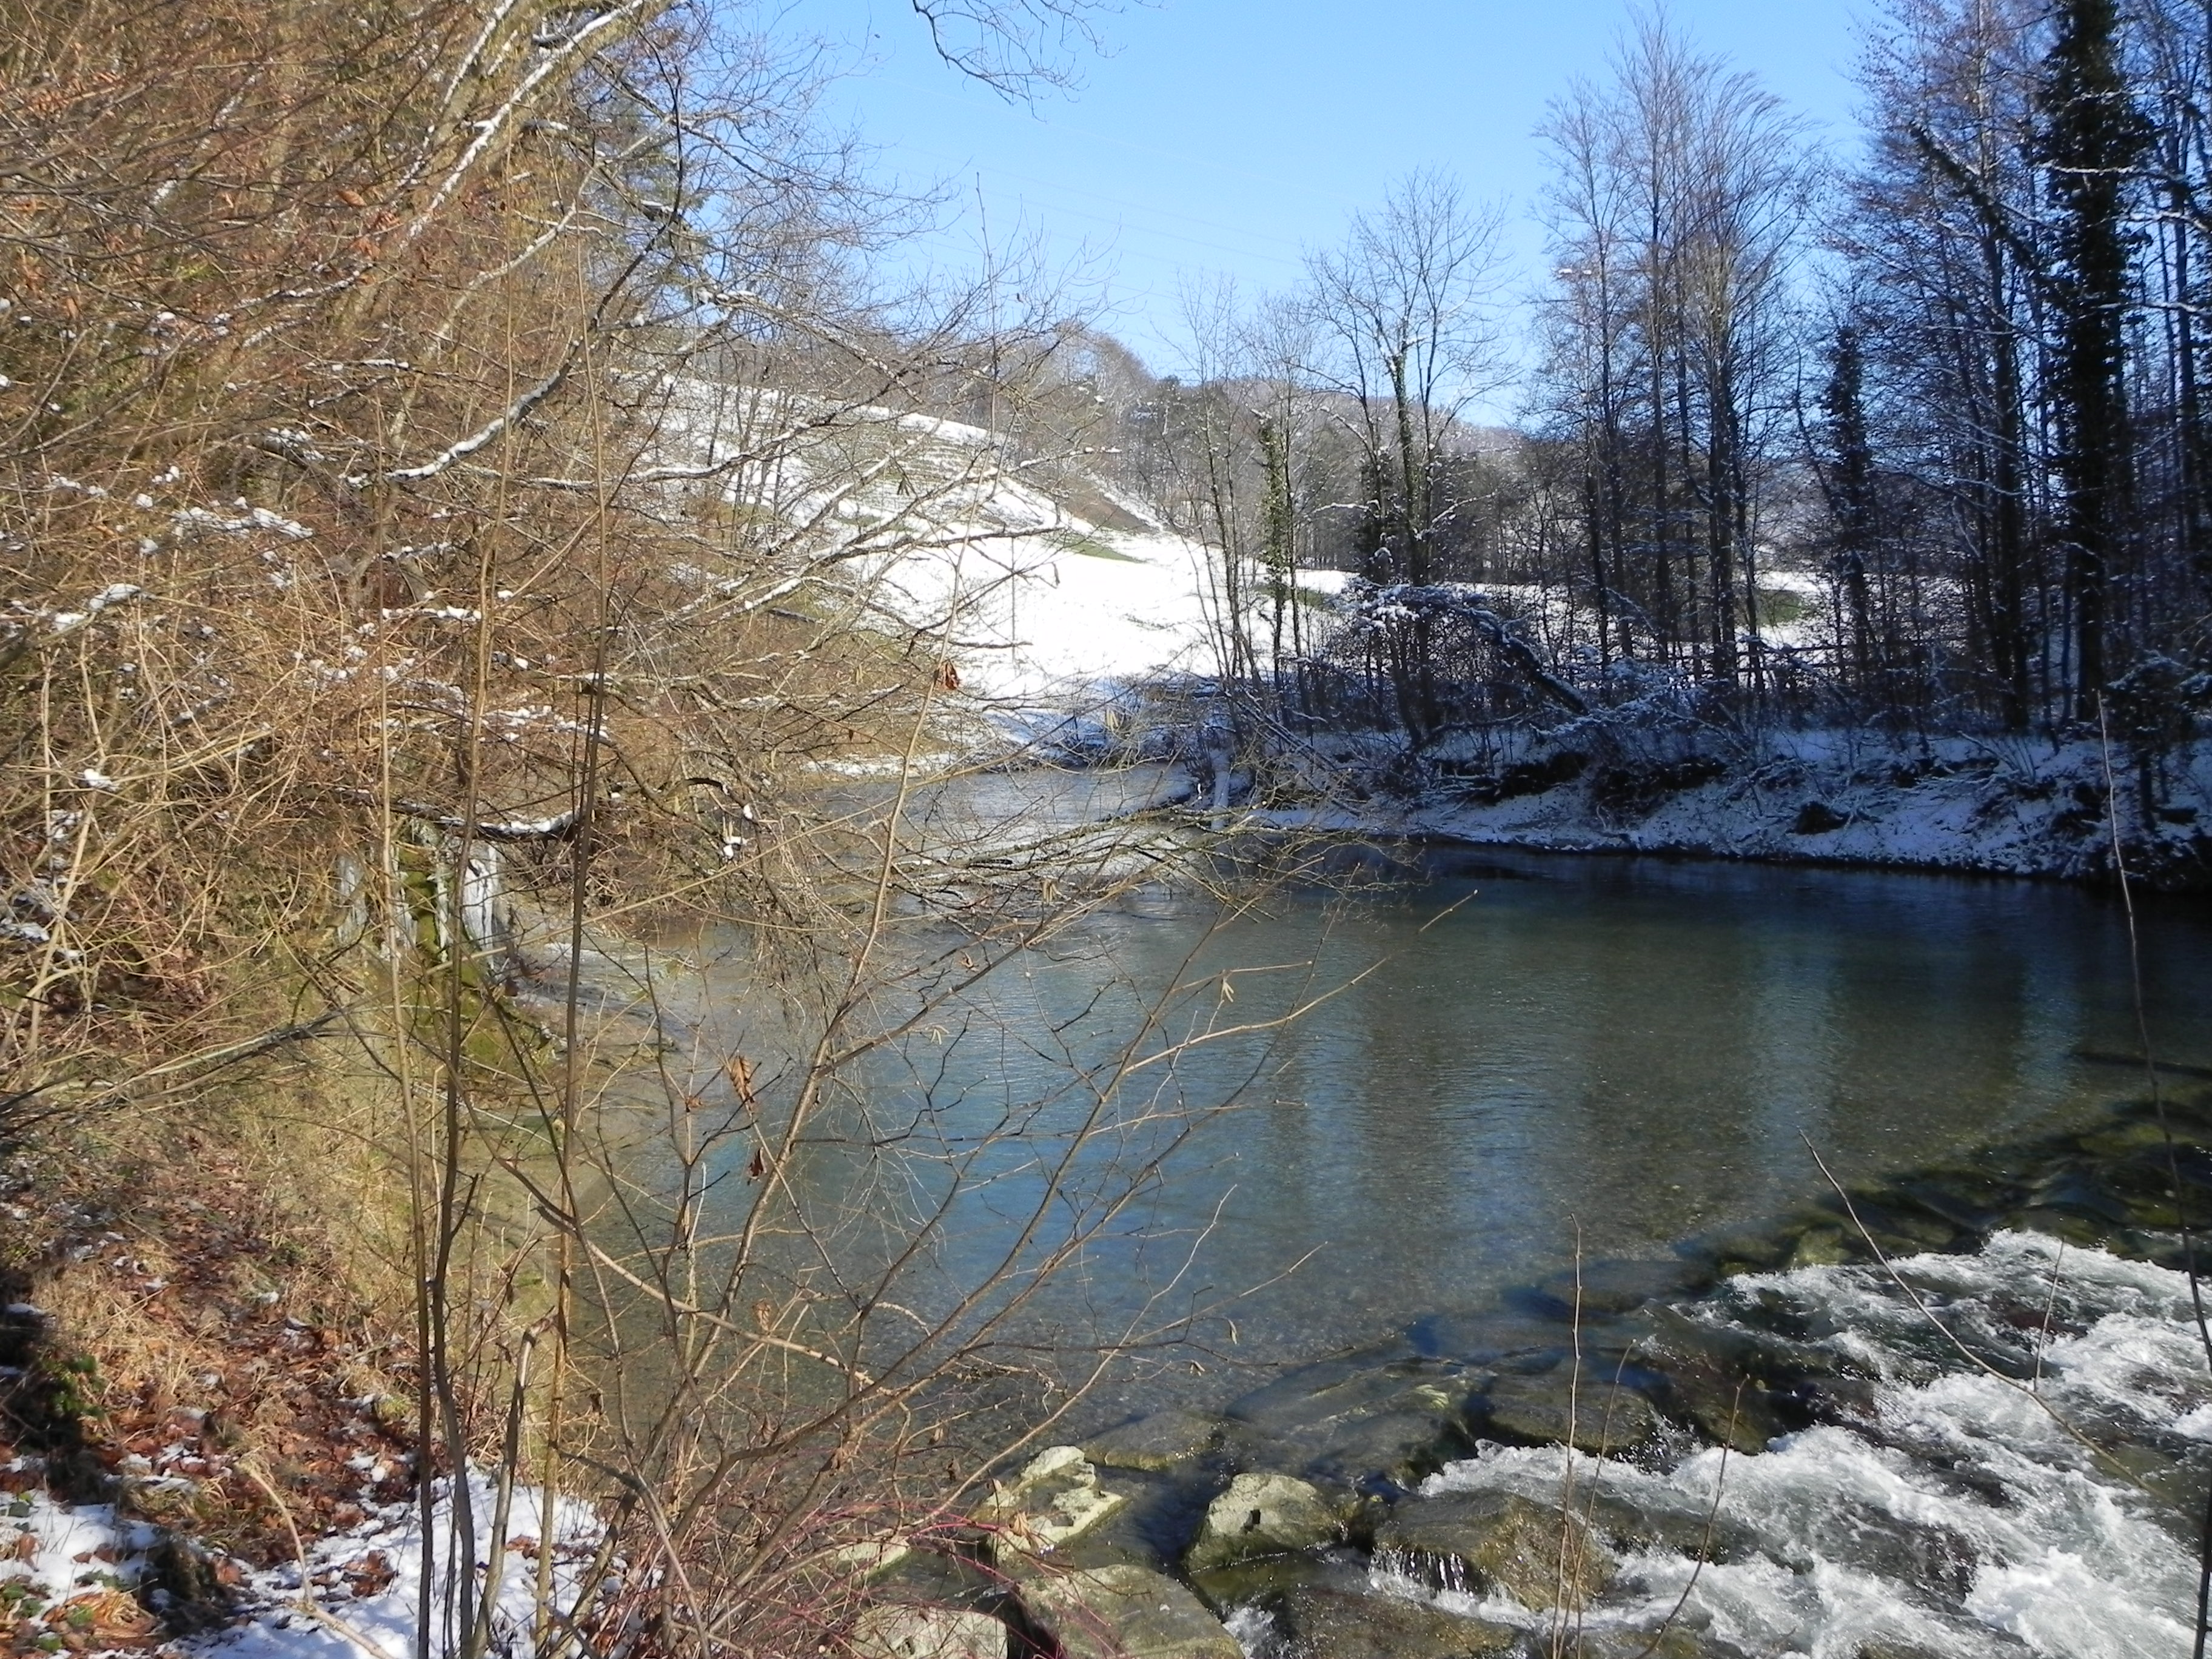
[1224,1355,1484,1490]
[1373,1488,1617,1611]
[1224,1354,1476,1432]
[1530,1256,1706,1316]
[1184,1472,1342,1573]
[1477,1370,1662,1455]
[1574,1487,1761,1563]
[1293,1408,1475,1490]
[1085,1407,1223,1472]
[1266,1582,1518,1657]
[1017,1563,1242,1659]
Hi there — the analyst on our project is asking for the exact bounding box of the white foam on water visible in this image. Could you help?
[1222,1601,1279,1658]
[1407,1233,2212,1658]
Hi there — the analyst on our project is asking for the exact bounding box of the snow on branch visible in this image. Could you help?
[1340,579,1589,716]
[328,786,584,842]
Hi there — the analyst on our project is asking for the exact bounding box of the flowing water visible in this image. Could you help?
[1318,1231,2212,1659]
[667,801,2212,1656]
[770,838,2212,1404]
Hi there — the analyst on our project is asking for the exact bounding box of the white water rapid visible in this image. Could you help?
[1389,1232,2210,1658]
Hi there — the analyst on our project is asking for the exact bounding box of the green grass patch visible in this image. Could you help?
[1051,529,1145,563]
[1753,586,1811,628]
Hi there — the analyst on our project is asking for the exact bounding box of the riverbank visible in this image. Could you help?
[1224,722,2212,890]
[0,1039,623,1659]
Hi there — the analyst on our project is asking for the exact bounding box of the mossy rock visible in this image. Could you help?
[1786,1226,1851,1270]
[1185,1549,1337,1617]
[1373,1489,1616,1612]
[1267,1582,1518,1657]
[1184,1472,1342,1574]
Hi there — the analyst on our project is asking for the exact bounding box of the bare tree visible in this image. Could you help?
[1302,172,1508,742]
[1536,12,1811,686]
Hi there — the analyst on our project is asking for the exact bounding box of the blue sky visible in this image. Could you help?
[779,1,1870,397]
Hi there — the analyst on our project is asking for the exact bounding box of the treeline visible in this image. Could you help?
[1089,0,2212,749]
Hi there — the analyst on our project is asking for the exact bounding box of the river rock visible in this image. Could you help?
[1575,1487,1760,1564]
[1265,1583,1518,1657]
[1053,1466,1221,1570]
[977,1447,1126,1558]
[1373,1489,1617,1611]
[1572,1626,1744,1658]
[2006,1205,2113,1249]
[1300,1409,1478,1490]
[1185,1549,1338,1615]
[1783,1223,1851,1269]
[1017,1563,1242,1659]
[1185,1472,1342,1572]
[1477,1370,1663,1455]
[1529,1256,1708,1317]
[1819,1195,1959,1256]
[1085,1408,1223,1472]
[1638,1307,1827,1453]
[850,1604,1009,1659]
[1224,1355,1483,1489]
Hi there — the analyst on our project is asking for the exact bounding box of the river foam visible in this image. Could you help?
[1396,1232,2212,1658]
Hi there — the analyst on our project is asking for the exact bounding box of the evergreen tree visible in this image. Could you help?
[2035,0,2150,713]
[1818,325,1882,694]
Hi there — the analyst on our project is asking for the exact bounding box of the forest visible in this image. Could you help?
[1102,0,2212,781]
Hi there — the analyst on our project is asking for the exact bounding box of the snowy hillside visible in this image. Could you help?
[655,382,1226,711]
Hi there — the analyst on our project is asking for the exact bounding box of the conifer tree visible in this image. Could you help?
[2036,0,2150,712]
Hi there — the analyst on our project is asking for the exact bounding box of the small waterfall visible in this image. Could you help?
[1392,1231,2210,1658]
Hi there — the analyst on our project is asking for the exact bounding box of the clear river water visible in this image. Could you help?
[642,775,2212,1657]
[986,854,2202,1396]
[682,796,2212,1419]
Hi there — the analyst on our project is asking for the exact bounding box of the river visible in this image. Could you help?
[649,796,2212,1657]
[678,806,2212,1422]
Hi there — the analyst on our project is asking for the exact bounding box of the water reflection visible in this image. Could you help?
[691,846,2212,1410]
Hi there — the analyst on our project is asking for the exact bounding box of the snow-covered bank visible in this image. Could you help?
[0,1469,606,1659]
[1270,724,2212,889]
[204,1473,606,1659]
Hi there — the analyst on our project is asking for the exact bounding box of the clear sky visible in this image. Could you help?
[777,0,1872,397]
